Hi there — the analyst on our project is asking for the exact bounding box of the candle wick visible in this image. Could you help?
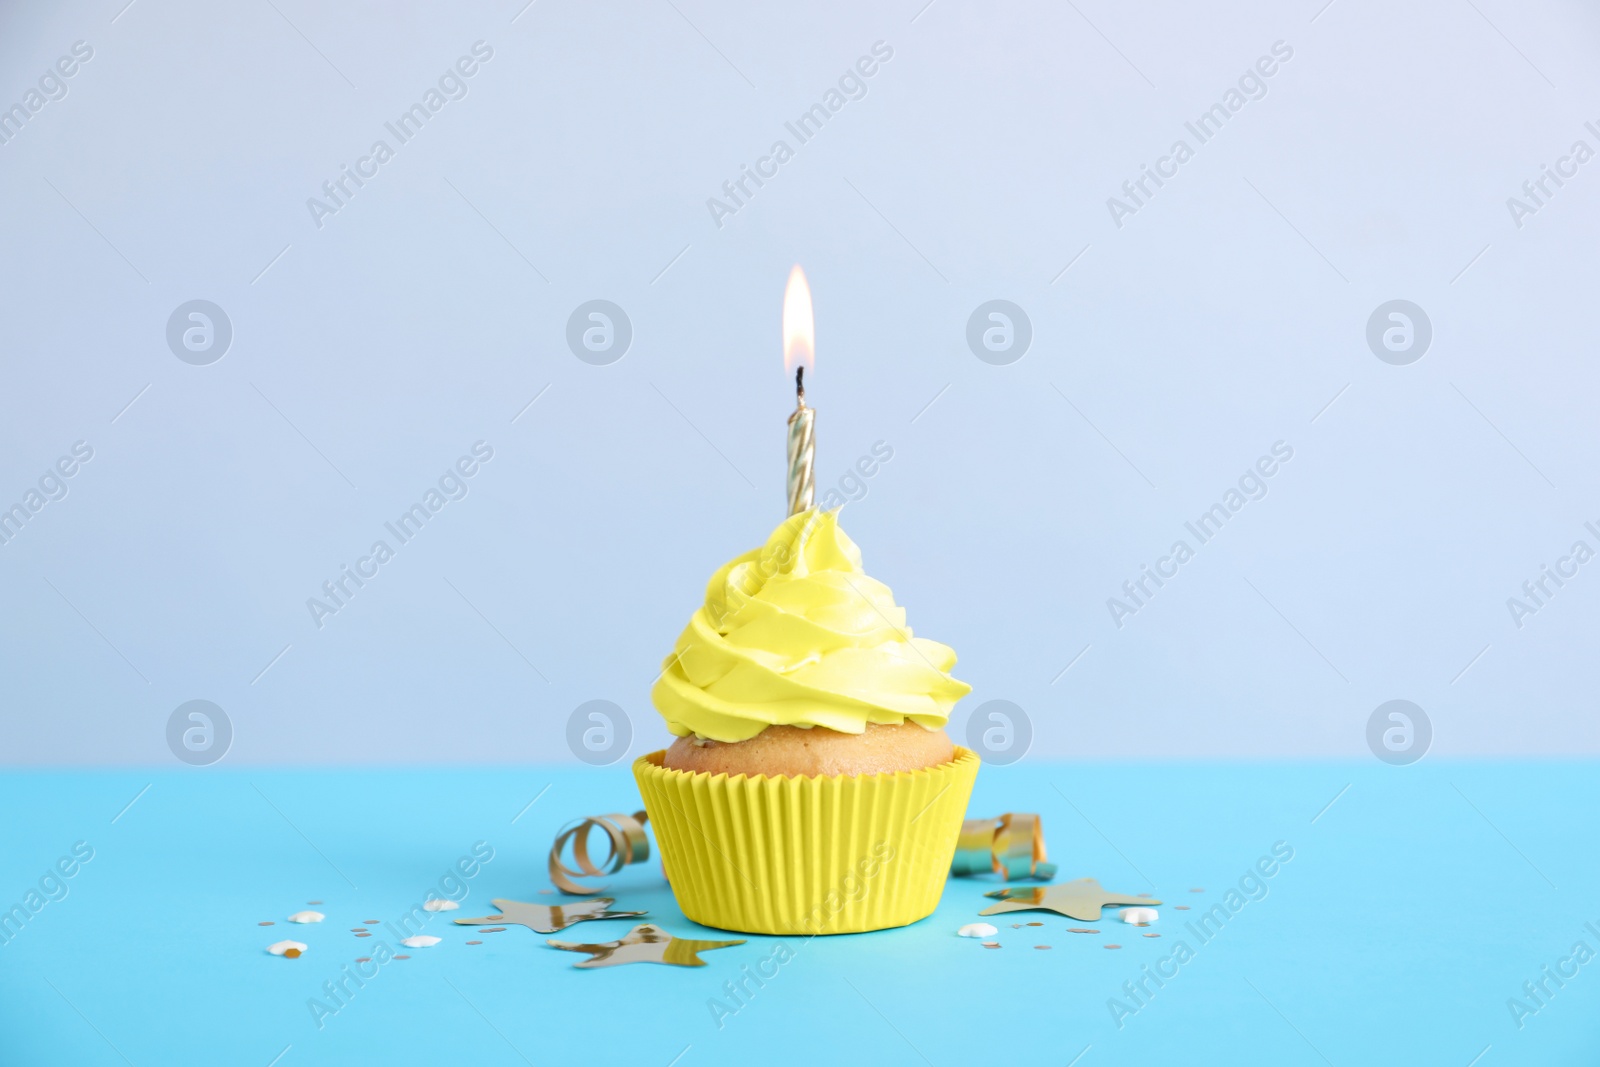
[795,365,806,406]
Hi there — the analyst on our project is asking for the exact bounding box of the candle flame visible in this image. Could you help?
[782,265,814,375]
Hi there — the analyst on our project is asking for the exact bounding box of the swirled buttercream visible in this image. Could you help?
[650,509,970,742]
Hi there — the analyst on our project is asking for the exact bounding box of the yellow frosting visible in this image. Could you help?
[650,508,971,742]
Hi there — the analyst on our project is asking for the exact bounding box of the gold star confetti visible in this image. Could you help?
[547,924,744,969]
[981,879,1161,922]
[455,897,646,935]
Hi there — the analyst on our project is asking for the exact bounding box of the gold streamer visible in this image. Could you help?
[548,811,652,895]
[950,812,1057,881]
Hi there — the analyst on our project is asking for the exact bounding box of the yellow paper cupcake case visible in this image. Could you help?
[633,746,980,935]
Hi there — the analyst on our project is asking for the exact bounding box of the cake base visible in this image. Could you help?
[662,722,954,778]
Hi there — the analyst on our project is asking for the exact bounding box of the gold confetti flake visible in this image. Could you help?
[982,879,1161,922]
[547,924,745,968]
[455,898,645,936]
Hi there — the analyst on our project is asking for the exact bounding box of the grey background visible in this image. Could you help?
[1,0,1595,765]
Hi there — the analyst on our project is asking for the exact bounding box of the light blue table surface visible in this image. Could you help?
[2,761,1594,1066]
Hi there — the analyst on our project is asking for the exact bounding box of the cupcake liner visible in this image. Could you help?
[633,747,979,935]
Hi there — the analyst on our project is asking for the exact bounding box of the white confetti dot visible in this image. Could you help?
[400,935,442,948]
[958,923,998,938]
[422,899,460,912]
[267,940,308,956]
[286,911,325,923]
[1120,908,1158,925]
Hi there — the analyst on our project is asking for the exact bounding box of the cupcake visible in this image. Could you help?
[634,507,978,934]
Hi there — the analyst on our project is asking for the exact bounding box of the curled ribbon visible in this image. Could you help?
[548,811,652,895]
[950,813,1057,881]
